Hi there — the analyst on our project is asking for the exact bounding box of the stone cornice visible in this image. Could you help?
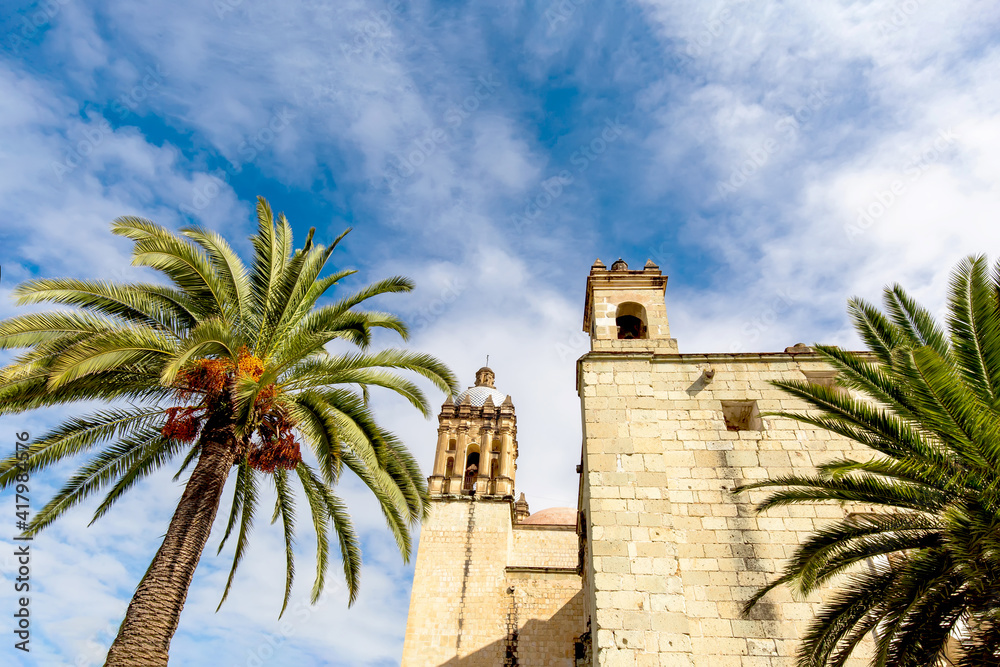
[511,523,577,532]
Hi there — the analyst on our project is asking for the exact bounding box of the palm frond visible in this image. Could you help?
[796,567,895,667]
[158,318,237,386]
[948,255,1000,404]
[45,326,175,389]
[289,349,458,400]
[0,407,167,489]
[747,254,1000,665]
[217,462,251,555]
[847,297,902,365]
[272,468,296,617]
[0,198,454,628]
[182,227,252,328]
[296,464,333,603]
[24,425,179,535]
[884,283,951,359]
[113,216,228,320]
[0,310,127,349]
[297,464,363,605]
[217,467,259,610]
[12,278,197,331]
[290,391,343,484]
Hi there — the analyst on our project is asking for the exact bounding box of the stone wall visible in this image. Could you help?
[579,352,875,667]
[506,573,585,667]
[510,526,580,570]
[402,498,584,666]
[402,499,512,666]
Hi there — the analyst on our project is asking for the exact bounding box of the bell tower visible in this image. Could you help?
[426,366,518,498]
[403,366,584,666]
[582,257,679,353]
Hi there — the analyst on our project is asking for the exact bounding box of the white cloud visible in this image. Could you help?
[634,0,1000,353]
[4,1,1000,664]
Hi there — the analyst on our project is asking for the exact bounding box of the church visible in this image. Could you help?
[401,259,873,666]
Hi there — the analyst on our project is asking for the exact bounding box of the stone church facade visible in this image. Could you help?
[402,259,873,666]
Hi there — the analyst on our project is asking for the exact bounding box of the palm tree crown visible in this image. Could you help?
[0,198,458,665]
[739,256,1000,666]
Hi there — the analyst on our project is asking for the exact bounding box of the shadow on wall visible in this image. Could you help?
[436,590,585,667]
[717,447,782,624]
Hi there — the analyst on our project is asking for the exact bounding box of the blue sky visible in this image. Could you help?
[1,0,999,664]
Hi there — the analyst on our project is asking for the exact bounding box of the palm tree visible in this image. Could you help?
[738,256,1000,666]
[0,198,458,666]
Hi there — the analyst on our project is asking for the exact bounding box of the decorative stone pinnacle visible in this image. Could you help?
[513,492,530,522]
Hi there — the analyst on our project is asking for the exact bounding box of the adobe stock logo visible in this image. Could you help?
[715,86,831,200]
[384,74,503,190]
[508,117,625,233]
[340,0,405,66]
[729,289,798,353]
[49,66,165,182]
[181,109,297,214]
[50,118,114,182]
[876,0,924,37]
[410,278,465,333]
[110,65,165,119]
[5,0,72,54]
[844,128,958,242]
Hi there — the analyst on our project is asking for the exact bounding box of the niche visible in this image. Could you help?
[615,302,648,339]
[721,400,763,431]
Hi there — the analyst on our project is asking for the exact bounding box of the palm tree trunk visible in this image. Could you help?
[104,423,236,667]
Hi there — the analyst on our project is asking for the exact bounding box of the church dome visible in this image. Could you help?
[519,507,578,526]
[455,385,508,407]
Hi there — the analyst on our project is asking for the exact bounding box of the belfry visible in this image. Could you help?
[427,366,518,498]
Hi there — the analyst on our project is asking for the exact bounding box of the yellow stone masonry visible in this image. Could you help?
[403,258,876,666]
[578,353,873,666]
[401,498,584,666]
[577,259,873,666]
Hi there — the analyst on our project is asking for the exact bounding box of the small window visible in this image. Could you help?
[445,457,454,478]
[448,438,457,451]
[492,438,501,452]
[615,302,648,339]
[721,400,762,431]
[802,370,847,395]
[490,460,499,479]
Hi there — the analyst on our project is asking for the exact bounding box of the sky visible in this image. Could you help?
[1,0,999,664]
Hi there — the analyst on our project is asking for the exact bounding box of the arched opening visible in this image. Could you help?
[463,448,480,491]
[615,302,648,339]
